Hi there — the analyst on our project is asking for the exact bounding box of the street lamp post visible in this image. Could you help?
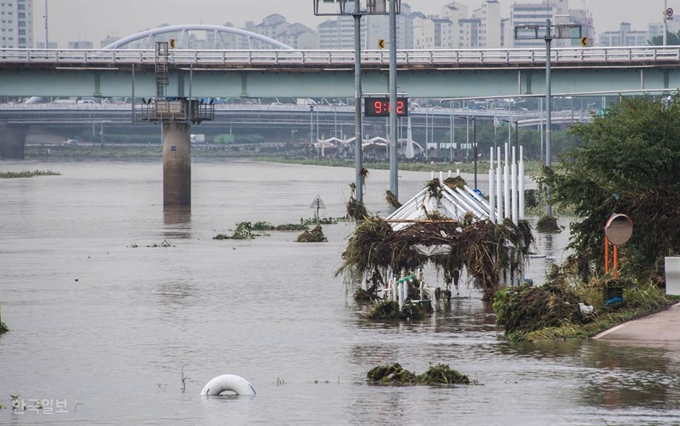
[514,19,581,218]
[456,114,478,189]
[664,0,669,46]
[314,0,401,206]
[309,105,314,143]
[473,116,477,190]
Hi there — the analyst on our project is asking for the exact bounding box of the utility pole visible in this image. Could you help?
[664,0,669,46]
[514,19,582,218]
[44,0,49,48]
[388,0,398,209]
[313,1,400,205]
[545,18,553,217]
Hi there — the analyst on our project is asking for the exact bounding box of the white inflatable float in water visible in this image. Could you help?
[200,374,256,396]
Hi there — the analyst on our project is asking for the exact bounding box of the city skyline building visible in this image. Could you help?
[1,0,33,49]
[22,1,680,50]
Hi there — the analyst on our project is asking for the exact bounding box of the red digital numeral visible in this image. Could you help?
[397,100,404,115]
[374,101,383,114]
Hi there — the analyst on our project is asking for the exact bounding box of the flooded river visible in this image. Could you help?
[1,159,680,425]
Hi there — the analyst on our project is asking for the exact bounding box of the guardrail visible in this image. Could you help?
[0,46,679,67]
[0,102,562,117]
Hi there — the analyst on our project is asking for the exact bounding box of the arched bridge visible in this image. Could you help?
[102,24,294,50]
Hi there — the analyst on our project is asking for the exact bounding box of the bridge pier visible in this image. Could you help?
[0,123,30,160]
[162,122,191,206]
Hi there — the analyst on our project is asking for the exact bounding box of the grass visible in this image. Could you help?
[501,281,679,342]
[0,169,60,179]
[255,157,547,175]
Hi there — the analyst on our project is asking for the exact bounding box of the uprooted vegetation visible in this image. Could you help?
[0,169,61,179]
[337,212,534,302]
[367,363,476,386]
[295,225,328,242]
[494,262,678,342]
[214,217,346,240]
[0,303,8,334]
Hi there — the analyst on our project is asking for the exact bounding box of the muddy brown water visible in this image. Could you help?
[1,159,679,425]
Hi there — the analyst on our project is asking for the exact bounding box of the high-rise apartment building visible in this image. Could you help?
[478,0,501,48]
[0,0,33,48]
[510,2,556,48]
[317,3,412,50]
[600,22,648,46]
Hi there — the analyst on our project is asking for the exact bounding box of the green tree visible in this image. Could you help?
[648,31,680,46]
[540,94,680,283]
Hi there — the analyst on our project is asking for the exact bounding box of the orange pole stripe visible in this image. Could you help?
[613,245,618,278]
[604,235,609,274]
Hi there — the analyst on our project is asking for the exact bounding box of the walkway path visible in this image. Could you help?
[593,303,680,341]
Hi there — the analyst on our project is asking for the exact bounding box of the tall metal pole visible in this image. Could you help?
[545,18,553,217]
[310,106,314,146]
[539,98,543,162]
[449,101,453,162]
[354,2,364,203]
[389,0,398,206]
[44,0,49,48]
[473,117,478,189]
[664,0,669,46]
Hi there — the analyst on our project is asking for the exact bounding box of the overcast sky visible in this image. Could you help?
[40,0,678,46]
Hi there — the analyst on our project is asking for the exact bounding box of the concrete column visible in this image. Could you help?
[0,124,30,160]
[162,122,191,206]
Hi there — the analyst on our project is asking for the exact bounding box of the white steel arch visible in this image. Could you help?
[103,24,294,50]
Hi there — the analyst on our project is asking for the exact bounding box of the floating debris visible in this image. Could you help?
[443,176,466,191]
[295,225,328,242]
[366,363,418,385]
[213,222,260,240]
[338,216,533,301]
[536,215,561,233]
[385,190,401,209]
[493,281,587,337]
[147,240,174,248]
[0,170,60,179]
[363,300,432,320]
[418,364,472,385]
[367,363,475,386]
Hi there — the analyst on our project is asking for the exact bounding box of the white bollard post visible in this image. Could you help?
[504,144,510,218]
[511,146,518,224]
[448,170,452,178]
[431,171,435,180]
[398,281,403,309]
[496,146,503,223]
[439,171,443,182]
[519,146,525,220]
[489,169,495,222]
[489,147,495,222]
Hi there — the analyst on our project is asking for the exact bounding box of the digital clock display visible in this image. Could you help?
[364,98,409,117]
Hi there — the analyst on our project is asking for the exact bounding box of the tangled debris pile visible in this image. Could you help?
[367,363,474,386]
[295,225,328,242]
[0,305,7,334]
[494,281,588,337]
[337,214,533,301]
[363,300,432,320]
[493,262,676,341]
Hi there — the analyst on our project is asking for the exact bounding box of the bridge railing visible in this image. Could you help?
[1,46,680,66]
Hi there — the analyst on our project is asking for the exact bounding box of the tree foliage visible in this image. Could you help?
[649,31,680,46]
[539,94,680,282]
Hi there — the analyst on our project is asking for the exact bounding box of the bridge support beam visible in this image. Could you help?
[162,122,191,206]
[0,123,30,160]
